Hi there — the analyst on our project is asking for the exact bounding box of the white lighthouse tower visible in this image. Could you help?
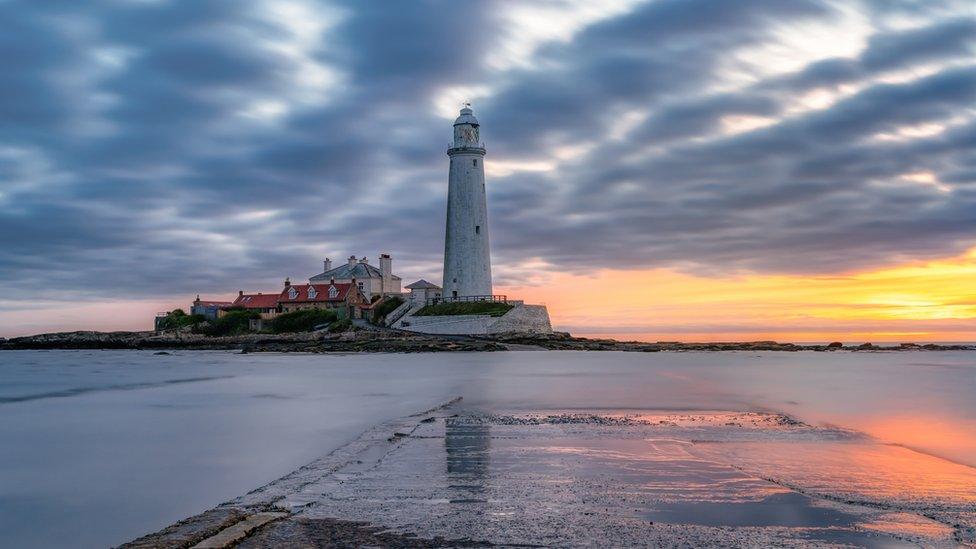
[442,105,492,299]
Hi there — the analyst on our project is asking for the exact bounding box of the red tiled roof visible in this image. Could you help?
[278,283,358,303]
[229,293,280,309]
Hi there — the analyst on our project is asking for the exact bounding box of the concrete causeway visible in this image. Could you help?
[121,398,976,548]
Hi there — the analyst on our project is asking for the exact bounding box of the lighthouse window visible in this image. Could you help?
[472,159,477,166]
[475,225,480,234]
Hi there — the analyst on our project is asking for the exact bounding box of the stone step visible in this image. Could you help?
[191,512,288,549]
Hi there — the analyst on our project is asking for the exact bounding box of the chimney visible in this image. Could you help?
[379,253,392,295]
[359,256,368,264]
[329,276,335,284]
[323,258,332,272]
[348,255,357,266]
[238,290,244,297]
[284,277,291,288]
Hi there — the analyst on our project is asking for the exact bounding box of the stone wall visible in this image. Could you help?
[397,303,552,336]
[397,313,491,335]
[487,304,552,334]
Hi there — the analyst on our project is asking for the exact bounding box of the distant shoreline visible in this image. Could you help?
[2,330,973,352]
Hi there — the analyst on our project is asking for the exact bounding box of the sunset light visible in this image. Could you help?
[500,247,976,342]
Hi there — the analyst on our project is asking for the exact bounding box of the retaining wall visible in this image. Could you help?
[397,303,552,336]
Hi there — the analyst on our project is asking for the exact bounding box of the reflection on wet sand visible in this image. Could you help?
[692,440,976,505]
[861,414,976,470]
[445,417,490,502]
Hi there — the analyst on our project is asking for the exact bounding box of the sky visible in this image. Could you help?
[1,0,974,340]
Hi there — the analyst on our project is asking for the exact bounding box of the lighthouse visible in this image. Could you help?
[442,105,492,299]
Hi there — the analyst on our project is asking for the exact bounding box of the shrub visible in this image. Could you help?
[196,310,259,336]
[328,318,352,333]
[271,309,339,333]
[413,301,513,317]
[158,309,206,331]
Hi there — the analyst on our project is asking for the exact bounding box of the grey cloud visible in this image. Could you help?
[0,0,974,306]
[861,17,976,71]
[777,16,975,92]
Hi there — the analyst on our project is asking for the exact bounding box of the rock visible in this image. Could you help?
[3,330,974,353]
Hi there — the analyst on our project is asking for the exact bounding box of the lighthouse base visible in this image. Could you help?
[395,303,552,336]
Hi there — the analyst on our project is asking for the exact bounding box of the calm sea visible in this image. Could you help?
[1,349,974,548]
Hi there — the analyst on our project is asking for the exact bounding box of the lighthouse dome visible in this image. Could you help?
[453,105,479,126]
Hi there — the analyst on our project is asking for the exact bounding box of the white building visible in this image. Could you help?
[443,105,493,299]
[405,279,442,307]
[309,254,401,298]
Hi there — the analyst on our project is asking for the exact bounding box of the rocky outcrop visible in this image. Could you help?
[0,329,503,353]
[0,330,313,350]
[241,330,502,353]
[486,332,976,352]
[2,329,972,353]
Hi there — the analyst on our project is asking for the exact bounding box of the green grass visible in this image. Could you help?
[413,301,513,317]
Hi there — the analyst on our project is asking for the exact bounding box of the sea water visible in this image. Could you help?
[0,349,973,548]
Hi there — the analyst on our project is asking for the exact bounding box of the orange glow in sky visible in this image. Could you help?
[497,247,976,343]
[2,248,974,341]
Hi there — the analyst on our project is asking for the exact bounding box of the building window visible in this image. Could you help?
[475,225,480,234]
[288,287,298,300]
[328,285,339,299]
[308,287,317,299]
[452,291,458,297]
[358,282,364,289]
[473,159,478,167]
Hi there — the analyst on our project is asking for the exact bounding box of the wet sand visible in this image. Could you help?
[128,402,976,548]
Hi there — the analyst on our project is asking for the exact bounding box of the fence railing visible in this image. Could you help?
[425,294,508,306]
[384,300,415,326]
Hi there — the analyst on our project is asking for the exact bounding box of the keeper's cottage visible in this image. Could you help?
[310,254,401,298]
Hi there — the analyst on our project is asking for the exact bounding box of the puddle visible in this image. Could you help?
[637,491,917,546]
[641,491,855,527]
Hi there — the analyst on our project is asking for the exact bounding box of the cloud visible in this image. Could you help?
[0,0,973,308]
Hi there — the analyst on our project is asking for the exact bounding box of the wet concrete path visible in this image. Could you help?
[124,401,976,547]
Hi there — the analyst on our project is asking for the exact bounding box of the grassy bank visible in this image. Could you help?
[413,301,513,317]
